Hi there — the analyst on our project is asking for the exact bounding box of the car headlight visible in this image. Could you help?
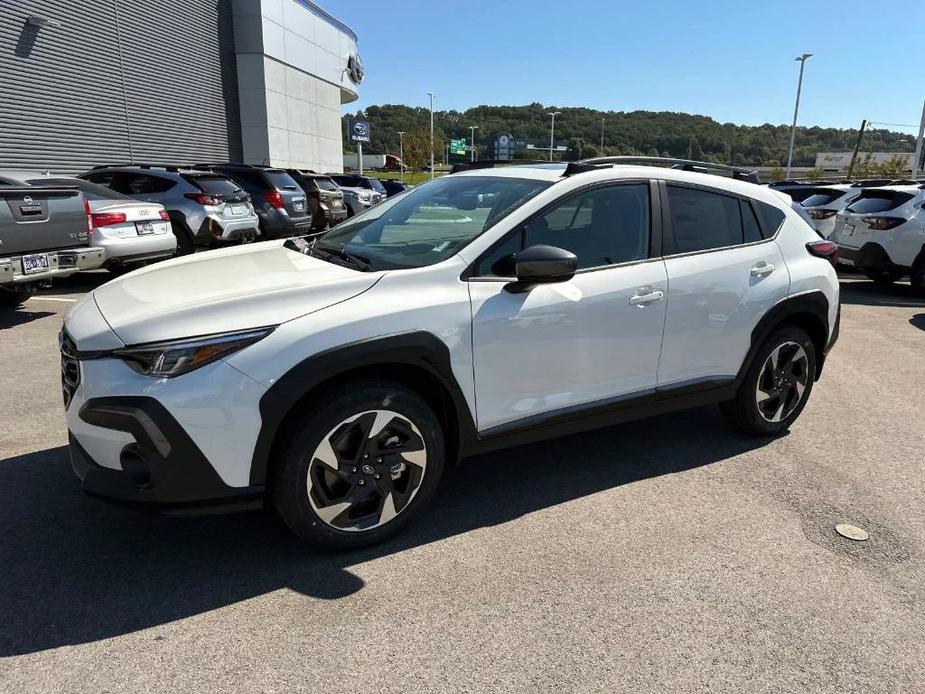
[357,191,372,203]
[114,327,274,378]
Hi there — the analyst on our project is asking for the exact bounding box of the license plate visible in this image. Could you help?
[136,222,156,235]
[843,224,855,236]
[293,200,305,212]
[22,253,49,274]
[231,205,246,216]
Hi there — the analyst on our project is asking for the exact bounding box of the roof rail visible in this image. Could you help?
[578,156,760,183]
[450,160,497,174]
[90,163,181,171]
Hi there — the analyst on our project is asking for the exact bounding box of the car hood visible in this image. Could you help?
[91,240,380,345]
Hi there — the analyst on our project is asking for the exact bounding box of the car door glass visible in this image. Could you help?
[741,200,763,243]
[666,185,743,254]
[522,184,650,270]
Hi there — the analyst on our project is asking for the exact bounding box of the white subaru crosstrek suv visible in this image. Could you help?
[62,158,840,548]
[830,183,925,288]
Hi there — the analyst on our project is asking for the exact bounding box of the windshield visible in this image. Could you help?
[847,191,915,213]
[801,190,847,207]
[368,178,387,194]
[315,177,338,191]
[28,177,133,201]
[193,176,244,196]
[331,175,367,189]
[316,175,551,270]
[265,171,300,191]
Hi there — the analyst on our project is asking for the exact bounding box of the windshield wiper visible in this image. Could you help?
[310,240,371,271]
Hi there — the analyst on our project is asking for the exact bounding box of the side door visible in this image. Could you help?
[657,182,790,388]
[468,181,669,433]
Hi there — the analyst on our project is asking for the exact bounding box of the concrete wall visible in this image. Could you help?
[232,0,359,172]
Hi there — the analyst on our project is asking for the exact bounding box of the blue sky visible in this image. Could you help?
[336,0,925,131]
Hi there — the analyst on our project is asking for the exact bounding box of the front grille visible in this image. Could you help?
[60,331,80,409]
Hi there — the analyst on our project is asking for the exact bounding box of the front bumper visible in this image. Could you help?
[69,397,264,514]
[1,247,105,285]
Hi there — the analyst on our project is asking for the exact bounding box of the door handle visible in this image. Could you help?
[750,261,775,277]
[628,288,665,307]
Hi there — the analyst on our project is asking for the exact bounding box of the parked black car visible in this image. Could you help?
[196,164,312,238]
[285,170,348,231]
[379,179,411,197]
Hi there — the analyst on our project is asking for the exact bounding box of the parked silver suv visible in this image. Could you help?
[80,165,259,254]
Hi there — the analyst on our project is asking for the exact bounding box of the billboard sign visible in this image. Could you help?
[348,119,371,143]
[815,151,913,169]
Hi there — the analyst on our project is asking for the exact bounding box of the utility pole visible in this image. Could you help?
[469,125,479,162]
[397,131,405,184]
[912,99,925,181]
[546,111,561,161]
[786,53,812,179]
[600,117,605,151]
[427,91,435,179]
[846,119,867,180]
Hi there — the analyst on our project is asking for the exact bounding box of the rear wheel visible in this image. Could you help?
[861,267,905,285]
[911,251,925,293]
[169,216,196,255]
[721,326,816,435]
[270,381,445,548]
[0,284,37,308]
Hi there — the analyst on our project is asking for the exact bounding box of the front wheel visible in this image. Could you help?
[270,381,445,548]
[0,284,37,308]
[721,326,817,435]
[861,268,904,285]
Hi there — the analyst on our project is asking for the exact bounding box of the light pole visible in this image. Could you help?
[547,111,561,161]
[912,99,925,181]
[427,91,435,179]
[786,53,812,179]
[469,125,479,162]
[397,131,405,183]
[600,117,605,151]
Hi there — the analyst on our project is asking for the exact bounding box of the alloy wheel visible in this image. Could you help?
[755,341,810,423]
[306,410,427,532]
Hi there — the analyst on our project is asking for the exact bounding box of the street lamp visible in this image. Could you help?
[547,111,561,161]
[469,125,479,162]
[397,131,405,184]
[600,117,605,151]
[786,53,812,179]
[427,92,435,179]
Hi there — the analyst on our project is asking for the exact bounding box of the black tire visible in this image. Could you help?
[861,267,905,285]
[911,252,925,293]
[0,284,37,308]
[721,325,817,436]
[169,216,196,255]
[270,380,445,548]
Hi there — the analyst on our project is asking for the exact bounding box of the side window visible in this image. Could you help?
[120,174,174,195]
[754,201,786,238]
[524,184,650,270]
[741,200,762,243]
[665,185,742,254]
[83,171,114,187]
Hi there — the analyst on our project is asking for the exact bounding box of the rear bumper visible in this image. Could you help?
[97,234,177,266]
[258,210,314,239]
[0,247,104,285]
[837,243,908,273]
[195,214,260,244]
[69,396,264,514]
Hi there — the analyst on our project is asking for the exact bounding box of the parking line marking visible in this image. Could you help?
[28,296,79,303]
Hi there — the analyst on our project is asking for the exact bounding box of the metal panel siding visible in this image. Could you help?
[0,0,241,173]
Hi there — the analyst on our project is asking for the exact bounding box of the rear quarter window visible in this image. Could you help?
[754,201,786,238]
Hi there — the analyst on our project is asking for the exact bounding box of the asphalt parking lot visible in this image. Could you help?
[1,271,923,693]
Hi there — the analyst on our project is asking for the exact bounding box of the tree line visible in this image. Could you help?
[344,103,913,169]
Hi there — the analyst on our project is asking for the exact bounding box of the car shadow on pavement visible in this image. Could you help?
[910,314,925,332]
[838,278,925,308]
[0,308,55,330]
[0,406,772,657]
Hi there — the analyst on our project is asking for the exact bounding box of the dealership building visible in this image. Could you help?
[0,0,361,173]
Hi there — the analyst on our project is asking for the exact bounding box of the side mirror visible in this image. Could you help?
[506,244,577,292]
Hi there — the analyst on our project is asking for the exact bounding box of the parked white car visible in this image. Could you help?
[62,158,840,547]
[800,184,860,238]
[22,175,176,272]
[830,183,925,287]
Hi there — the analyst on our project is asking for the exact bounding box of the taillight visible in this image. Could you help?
[264,191,285,209]
[806,239,838,265]
[159,210,169,221]
[90,211,128,227]
[83,195,92,232]
[861,216,904,230]
[807,209,837,220]
[184,192,221,206]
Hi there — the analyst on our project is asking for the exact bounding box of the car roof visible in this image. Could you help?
[451,162,788,205]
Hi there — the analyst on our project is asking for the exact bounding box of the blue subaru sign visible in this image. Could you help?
[348,119,371,143]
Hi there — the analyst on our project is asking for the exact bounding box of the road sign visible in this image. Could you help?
[450,138,467,155]
[348,119,371,143]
